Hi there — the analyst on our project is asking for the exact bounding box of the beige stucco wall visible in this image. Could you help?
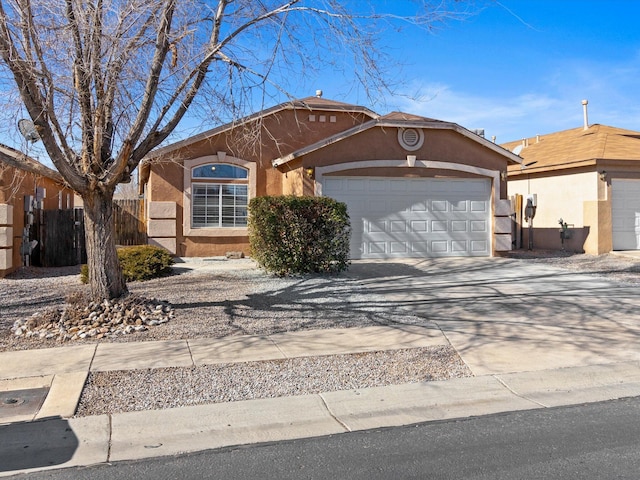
[146,107,373,257]
[508,170,617,253]
[508,171,597,228]
[583,199,612,254]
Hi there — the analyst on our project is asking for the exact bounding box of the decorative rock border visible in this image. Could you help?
[11,295,174,341]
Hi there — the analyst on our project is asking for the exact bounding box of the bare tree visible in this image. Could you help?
[0,0,476,301]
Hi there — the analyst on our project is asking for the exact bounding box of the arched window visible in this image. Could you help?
[192,164,248,179]
[191,164,249,228]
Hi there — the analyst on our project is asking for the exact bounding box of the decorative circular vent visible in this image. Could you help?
[397,128,424,151]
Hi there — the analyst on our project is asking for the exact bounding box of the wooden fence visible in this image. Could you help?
[113,199,147,246]
[29,199,146,267]
[32,208,86,267]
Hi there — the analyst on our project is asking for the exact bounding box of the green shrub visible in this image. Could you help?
[80,264,89,283]
[80,245,174,283]
[249,195,351,276]
[118,245,174,281]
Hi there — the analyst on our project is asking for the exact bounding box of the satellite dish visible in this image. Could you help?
[512,144,523,156]
[17,119,41,143]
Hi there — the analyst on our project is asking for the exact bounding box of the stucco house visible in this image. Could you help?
[0,144,77,277]
[140,95,522,259]
[504,121,640,254]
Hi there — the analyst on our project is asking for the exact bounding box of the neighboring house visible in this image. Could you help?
[504,123,640,254]
[0,145,77,277]
[140,95,521,259]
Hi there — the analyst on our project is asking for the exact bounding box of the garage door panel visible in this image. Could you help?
[451,221,468,232]
[451,201,467,212]
[431,241,448,253]
[452,241,468,252]
[324,176,491,259]
[471,201,488,212]
[390,242,408,254]
[369,199,387,211]
[390,200,411,213]
[411,220,428,232]
[471,220,487,232]
[390,221,407,232]
[432,200,447,212]
[323,178,344,192]
[612,179,640,250]
[412,242,429,253]
[471,240,489,252]
[369,221,385,233]
[432,220,447,232]
[389,180,409,192]
[369,242,386,254]
[347,179,367,192]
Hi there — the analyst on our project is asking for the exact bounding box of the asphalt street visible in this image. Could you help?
[13,396,640,480]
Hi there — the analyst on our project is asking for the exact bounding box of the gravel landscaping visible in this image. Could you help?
[0,259,433,352]
[2,251,639,416]
[76,346,470,416]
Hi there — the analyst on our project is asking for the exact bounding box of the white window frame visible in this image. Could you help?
[183,155,257,237]
[192,182,249,228]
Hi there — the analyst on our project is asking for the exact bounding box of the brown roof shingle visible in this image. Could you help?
[503,124,640,175]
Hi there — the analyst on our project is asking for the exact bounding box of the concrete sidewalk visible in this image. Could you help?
[3,255,640,476]
[1,324,640,476]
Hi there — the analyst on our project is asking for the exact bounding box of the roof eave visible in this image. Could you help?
[272,119,378,167]
[146,99,379,160]
[272,119,524,168]
[508,158,598,176]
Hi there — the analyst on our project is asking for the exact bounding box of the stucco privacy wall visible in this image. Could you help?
[508,171,601,253]
[583,198,612,254]
[148,201,177,254]
[0,204,12,274]
[494,199,512,251]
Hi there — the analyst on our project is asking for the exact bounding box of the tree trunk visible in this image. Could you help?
[83,190,128,301]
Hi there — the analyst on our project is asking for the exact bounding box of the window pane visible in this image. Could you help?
[193,164,248,179]
[192,182,248,228]
[192,184,220,227]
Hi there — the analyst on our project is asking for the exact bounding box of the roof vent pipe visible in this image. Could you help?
[315,89,323,98]
[582,99,589,130]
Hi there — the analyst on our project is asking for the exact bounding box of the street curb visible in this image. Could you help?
[3,362,640,476]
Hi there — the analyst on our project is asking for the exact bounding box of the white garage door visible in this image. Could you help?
[612,179,640,250]
[323,177,491,259]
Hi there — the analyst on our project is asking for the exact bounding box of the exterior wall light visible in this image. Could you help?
[599,170,607,181]
[304,167,315,178]
[501,171,507,181]
[406,155,417,167]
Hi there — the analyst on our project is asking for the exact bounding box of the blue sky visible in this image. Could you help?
[6,1,640,161]
[304,0,640,144]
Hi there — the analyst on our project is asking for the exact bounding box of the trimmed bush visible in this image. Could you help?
[249,195,351,276]
[80,245,174,283]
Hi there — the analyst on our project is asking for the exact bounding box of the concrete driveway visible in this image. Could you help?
[347,257,640,376]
